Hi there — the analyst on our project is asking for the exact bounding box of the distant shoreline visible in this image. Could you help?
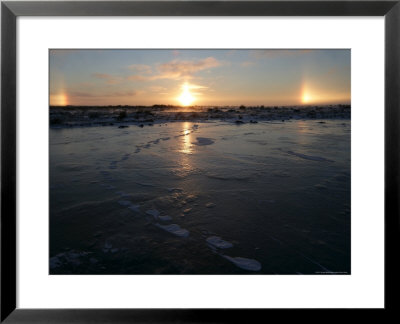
[50,104,351,128]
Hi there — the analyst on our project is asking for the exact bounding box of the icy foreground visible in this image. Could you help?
[50,119,350,274]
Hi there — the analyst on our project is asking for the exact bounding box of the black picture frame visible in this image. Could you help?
[1,1,399,322]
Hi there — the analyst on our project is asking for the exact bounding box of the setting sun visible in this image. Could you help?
[178,83,195,106]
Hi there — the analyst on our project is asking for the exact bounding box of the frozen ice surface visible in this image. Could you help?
[118,200,132,206]
[50,251,90,268]
[121,153,130,160]
[300,253,332,273]
[206,236,233,249]
[158,215,173,221]
[136,182,155,187]
[167,188,183,193]
[259,199,275,204]
[50,119,350,274]
[103,242,113,252]
[155,223,190,237]
[286,150,333,162]
[116,191,131,198]
[90,257,99,264]
[222,255,262,271]
[128,205,140,212]
[50,256,62,269]
[103,243,119,254]
[186,195,197,202]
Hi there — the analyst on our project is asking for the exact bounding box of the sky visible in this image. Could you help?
[49,49,350,107]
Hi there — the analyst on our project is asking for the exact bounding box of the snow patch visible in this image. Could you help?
[128,205,140,212]
[118,200,132,206]
[193,137,215,146]
[206,236,233,249]
[222,255,262,271]
[146,209,160,219]
[155,223,189,237]
[158,215,172,221]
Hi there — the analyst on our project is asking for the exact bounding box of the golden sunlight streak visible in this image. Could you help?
[178,83,195,106]
[181,122,192,154]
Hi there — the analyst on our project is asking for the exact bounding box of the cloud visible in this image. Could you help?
[127,57,222,82]
[92,73,123,85]
[185,83,208,90]
[158,57,221,79]
[128,64,152,74]
[106,90,140,97]
[126,75,152,82]
[92,57,223,86]
[67,91,96,98]
[148,86,167,92]
[69,89,139,98]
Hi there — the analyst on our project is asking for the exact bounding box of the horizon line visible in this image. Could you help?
[49,103,351,108]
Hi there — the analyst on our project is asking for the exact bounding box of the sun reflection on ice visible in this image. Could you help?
[295,120,313,146]
[180,122,193,155]
[177,122,195,176]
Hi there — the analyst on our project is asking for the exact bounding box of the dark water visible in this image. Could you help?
[50,119,350,274]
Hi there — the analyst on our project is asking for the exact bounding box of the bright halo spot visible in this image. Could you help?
[302,92,311,104]
[51,92,68,106]
[178,83,195,106]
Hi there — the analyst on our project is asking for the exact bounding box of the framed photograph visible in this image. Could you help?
[1,0,399,322]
